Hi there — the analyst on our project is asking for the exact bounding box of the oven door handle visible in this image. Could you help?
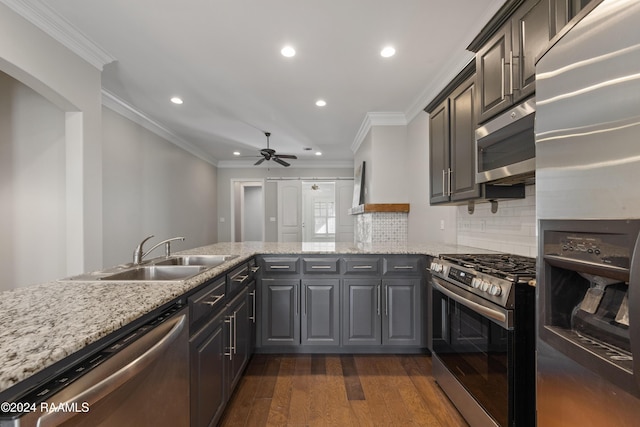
[432,277,512,329]
[629,233,640,389]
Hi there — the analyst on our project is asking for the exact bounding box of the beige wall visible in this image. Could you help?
[0,2,103,284]
[102,107,218,267]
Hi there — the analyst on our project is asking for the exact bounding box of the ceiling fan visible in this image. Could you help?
[254,132,297,167]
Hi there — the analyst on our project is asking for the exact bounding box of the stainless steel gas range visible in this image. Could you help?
[429,254,536,427]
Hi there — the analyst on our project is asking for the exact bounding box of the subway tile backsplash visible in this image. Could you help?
[456,185,537,257]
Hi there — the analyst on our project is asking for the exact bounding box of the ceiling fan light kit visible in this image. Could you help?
[254,132,297,167]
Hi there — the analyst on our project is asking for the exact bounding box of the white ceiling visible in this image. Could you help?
[24,0,504,166]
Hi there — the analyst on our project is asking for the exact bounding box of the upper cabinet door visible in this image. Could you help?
[511,0,551,102]
[449,74,481,201]
[428,100,450,204]
[475,24,512,124]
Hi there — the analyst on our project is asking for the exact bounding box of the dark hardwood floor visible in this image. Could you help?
[219,354,468,426]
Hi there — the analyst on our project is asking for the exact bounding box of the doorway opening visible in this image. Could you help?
[231,180,264,242]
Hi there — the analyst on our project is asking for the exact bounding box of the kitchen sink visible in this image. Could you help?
[98,265,207,281]
[153,254,238,267]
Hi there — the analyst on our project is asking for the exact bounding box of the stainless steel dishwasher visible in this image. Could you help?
[1,303,189,427]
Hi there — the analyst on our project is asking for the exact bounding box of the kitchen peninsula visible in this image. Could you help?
[0,240,491,396]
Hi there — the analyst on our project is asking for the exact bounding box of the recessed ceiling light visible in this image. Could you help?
[281,46,296,57]
[315,99,327,107]
[233,151,241,156]
[380,46,396,58]
[315,152,322,156]
[170,96,183,105]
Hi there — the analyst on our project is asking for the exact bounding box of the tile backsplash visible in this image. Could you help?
[355,212,408,245]
[457,185,537,257]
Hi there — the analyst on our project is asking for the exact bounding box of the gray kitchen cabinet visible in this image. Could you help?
[342,278,382,346]
[343,277,423,347]
[189,278,227,427]
[260,278,300,346]
[301,279,340,345]
[226,288,250,396]
[383,279,422,346]
[550,0,591,36]
[426,63,480,205]
[471,0,551,123]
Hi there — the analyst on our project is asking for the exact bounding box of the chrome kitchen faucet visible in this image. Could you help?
[133,235,185,264]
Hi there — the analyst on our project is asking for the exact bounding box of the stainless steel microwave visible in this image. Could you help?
[475,97,536,184]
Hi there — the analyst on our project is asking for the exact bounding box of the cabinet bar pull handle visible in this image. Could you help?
[249,290,256,322]
[203,294,225,306]
[251,266,260,273]
[393,266,414,270]
[270,265,291,269]
[295,286,298,315]
[311,265,332,269]
[509,50,514,96]
[233,311,237,354]
[225,316,233,360]
[352,265,373,269]
[501,57,505,99]
[447,168,452,196]
[376,285,381,316]
[385,285,389,316]
[233,274,249,283]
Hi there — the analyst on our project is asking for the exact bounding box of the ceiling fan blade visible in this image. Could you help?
[273,157,290,167]
[254,158,266,166]
[276,154,297,159]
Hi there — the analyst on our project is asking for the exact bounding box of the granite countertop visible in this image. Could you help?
[0,241,491,394]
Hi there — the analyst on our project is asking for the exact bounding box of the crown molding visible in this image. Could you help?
[0,0,115,70]
[350,112,407,154]
[217,159,354,169]
[101,90,218,166]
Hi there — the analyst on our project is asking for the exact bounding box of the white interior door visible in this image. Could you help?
[277,181,301,242]
[336,180,355,242]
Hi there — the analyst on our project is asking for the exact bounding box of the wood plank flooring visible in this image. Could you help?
[219,354,468,427]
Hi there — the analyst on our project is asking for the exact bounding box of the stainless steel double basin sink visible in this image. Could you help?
[61,255,238,282]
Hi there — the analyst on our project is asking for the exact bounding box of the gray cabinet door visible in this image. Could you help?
[301,279,340,346]
[261,278,300,346]
[383,279,422,346]
[429,99,450,204]
[511,0,551,102]
[190,311,225,427]
[227,289,249,394]
[343,279,381,346]
[476,23,512,124]
[449,74,480,201]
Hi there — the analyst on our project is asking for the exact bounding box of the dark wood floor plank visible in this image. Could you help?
[354,355,395,426]
[265,356,296,425]
[254,355,281,399]
[402,355,468,427]
[325,355,355,426]
[288,355,312,425]
[341,354,366,401]
[310,354,326,375]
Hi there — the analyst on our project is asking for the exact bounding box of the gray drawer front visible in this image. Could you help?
[227,262,251,296]
[302,257,340,274]
[344,257,381,275]
[383,256,421,275]
[189,278,226,330]
[262,257,300,274]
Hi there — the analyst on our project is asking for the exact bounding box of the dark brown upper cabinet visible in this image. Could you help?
[470,0,552,124]
[426,63,480,205]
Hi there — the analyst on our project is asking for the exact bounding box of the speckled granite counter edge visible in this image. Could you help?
[0,241,495,394]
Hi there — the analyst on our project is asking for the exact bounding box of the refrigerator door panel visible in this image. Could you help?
[535,0,640,220]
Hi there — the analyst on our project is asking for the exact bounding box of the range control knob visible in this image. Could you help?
[430,262,443,273]
[488,284,502,296]
[480,280,491,292]
[471,278,482,289]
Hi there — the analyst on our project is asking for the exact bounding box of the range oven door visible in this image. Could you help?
[431,277,514,427]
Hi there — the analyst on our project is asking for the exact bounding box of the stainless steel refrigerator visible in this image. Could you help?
[535,0,640,425]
